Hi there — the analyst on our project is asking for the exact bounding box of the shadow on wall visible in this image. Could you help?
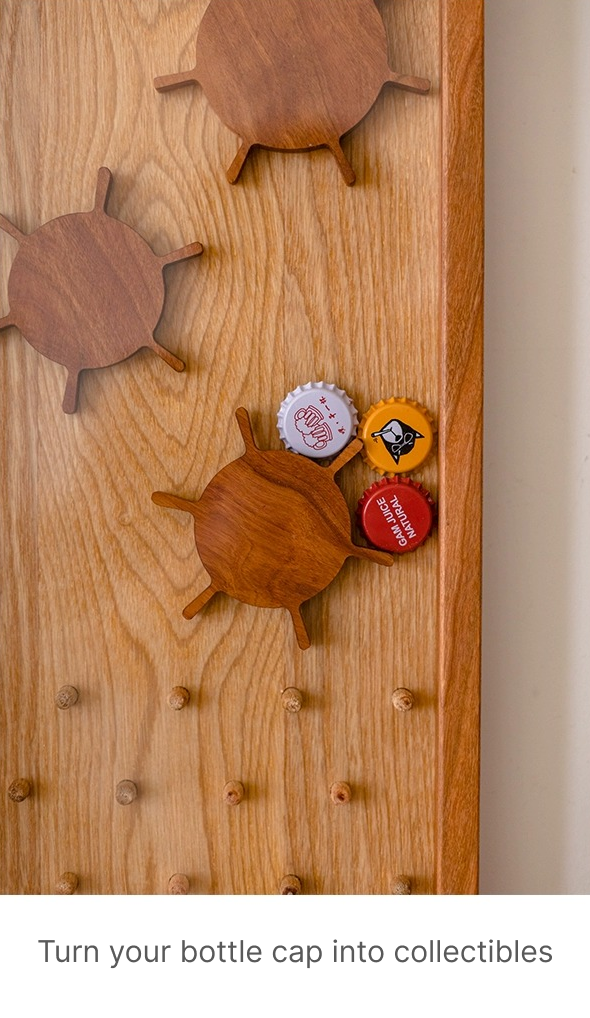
[482,0,590,892]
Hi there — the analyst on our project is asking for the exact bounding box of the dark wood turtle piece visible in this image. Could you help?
[155,0,430,185]
[0,167,203,412]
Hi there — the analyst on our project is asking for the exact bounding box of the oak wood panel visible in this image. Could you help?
[436,0,484,895]
[0,0,480,894]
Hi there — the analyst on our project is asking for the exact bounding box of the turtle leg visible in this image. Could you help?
[326,138,356,186]
[94,167,113,212]
[0,214,25,242]
[226,141,253,185]
[349,545,393,567]
[287,604,311,651]
[149,338,185,372]
[62,370,81,414]
[159,242,203,268]
[0,314,15,331]
[183,583,218,620]
[152,491,198,515]
[154,66,199,93]
[387,70,431,94]
[235,407,259,459]
[325,438,363,476]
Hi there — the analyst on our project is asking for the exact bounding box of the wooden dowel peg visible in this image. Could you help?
[279,874,302,895]
[8,779,31,802]
[392,688,415,712]
[167,686,190,710]
[392,875,412,895]
[222,780,244,806]
[281,687,303,713]
[55,872,79,895]
[115,780,137,805]
[55,685,79,710]
[330,781,352,805]
[168,874,190,895]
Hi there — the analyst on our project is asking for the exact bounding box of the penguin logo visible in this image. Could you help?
[371,418,423,465]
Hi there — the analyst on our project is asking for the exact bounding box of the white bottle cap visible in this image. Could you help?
[277,382,358,458]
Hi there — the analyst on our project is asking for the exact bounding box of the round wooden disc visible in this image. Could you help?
[8,211,165,372]
[152,410,392,647]
[192,449,355,609]
[196,0,390,150]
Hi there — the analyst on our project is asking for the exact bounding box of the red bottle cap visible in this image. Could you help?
[357,477,435,554]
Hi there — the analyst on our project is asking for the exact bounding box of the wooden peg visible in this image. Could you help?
[223,780,245,806]
[155,0,430,185]
[55,872,79,895]
[279,874,302,895]
[0,167,203,412]
[115,780,137,805]
[152,409,392,649]
[281,687,303,713]
[392,688,415,712]
[8,779,31,802]
[168,874,190,895]
[392,875,412,895]
[55,685,79,710]
[167,686,190,710]
[330,781,352,805]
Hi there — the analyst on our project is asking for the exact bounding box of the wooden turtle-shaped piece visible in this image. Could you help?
[153,407,392,649]
[154,0,430,185]
[0,168,203,412]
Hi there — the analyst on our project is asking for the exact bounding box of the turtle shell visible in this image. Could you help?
[155,0,430,184]
[152,408,392,649]
[8,211,165,372]
[0,167,203,412]
[196,0,391,150]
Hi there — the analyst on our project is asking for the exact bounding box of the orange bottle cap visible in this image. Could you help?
[359,397,434,474]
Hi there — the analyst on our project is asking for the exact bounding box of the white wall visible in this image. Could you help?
[482,0,590,893]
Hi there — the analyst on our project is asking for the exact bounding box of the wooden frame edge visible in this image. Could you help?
[436,0,484,894]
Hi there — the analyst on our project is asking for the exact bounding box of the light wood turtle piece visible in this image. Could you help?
[154,0,430,185]
[153,407,392,649]
[0,168,203,412]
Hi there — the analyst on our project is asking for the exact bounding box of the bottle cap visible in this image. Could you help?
[277,382,358,458]
[357,477,435,553]
[359,397,434,474]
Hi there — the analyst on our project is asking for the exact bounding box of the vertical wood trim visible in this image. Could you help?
[436,0,484,894]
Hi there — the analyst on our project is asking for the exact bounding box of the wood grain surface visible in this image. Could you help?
[0,0,482,894]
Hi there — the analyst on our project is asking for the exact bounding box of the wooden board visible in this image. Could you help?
[0,0,483,895]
